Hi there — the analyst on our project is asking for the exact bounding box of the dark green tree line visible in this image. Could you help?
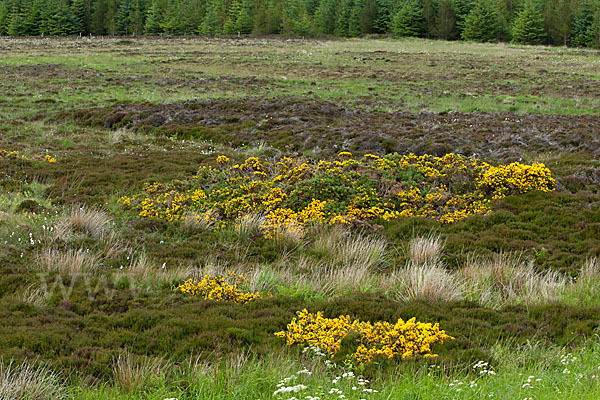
[0,0,598,47]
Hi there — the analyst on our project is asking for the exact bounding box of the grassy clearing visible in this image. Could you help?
[0,37,599,398]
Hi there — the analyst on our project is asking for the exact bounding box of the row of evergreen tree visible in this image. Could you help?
[0,0,598,47]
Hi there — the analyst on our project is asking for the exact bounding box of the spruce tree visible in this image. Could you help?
[589,8,600,47]
[223,0,241,34]
[571,1,597,47]
[235,0,253,33]
[544,0,574,45]
[144,0,163,34]
[359,0,378,33]
[72,0,93,34]
[0,2,9,35]
[461,0,502,42]
[372,0,391,32]
[511,0,545,44]
[90,0,107,34]
[334,0,354,36]
[391,0,425,37]
[436,0,456,39]
[201,0,221,35]
[314,0,337,34]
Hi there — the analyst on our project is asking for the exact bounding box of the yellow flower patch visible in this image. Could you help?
[119,153,555,238]
[275,309,453,364]
[176,272,266,304]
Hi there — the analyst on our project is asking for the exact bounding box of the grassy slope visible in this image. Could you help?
[0,37,599,398]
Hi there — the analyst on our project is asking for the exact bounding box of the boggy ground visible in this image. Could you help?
[0,37,599,398]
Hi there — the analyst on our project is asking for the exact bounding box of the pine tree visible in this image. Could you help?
[144,0,164,34]
[461,0,502,41]
[571,1,598,47]
[90,0,107,34]
[359,0,378,33]
[235,0,253,33]
[544,0,575,45]
[436,0,456,39]
[373,0,391,32]
[511,0,545,44]
[314,0,337,34]
[348,0,364,36]
[0,1,9,35]
[223,0,241,34]
[201,0,221,35]
[423,0,436,37]
[391,0,425,37]
[335,0,354,36]
[72,0,92,34]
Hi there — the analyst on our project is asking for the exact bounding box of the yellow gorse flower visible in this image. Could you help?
[119,153,555,237]
[176,272,267,304]
[275,309,453,365]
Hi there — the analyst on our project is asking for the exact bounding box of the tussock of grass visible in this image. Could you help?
[0,360,66,400]
[408,234,444,265]
[112,353,170,392]
[311,226,389,270]
[461,254,567,308]
[37,248,100,275]
[63,206,111,239]
[389,262,464,303]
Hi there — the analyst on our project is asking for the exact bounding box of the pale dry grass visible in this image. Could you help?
[101,231,131,260]
[15,284,47,308]
[112,353,171,392]
[234,213,266,238]
[461,254,567,307]
[389,263,464,303]
[0,360,67,400]
[65,206,110,238]
[563,257,600,306]
[312,226,389,270]
[408,234,444,265]
[181,209,217,232]
[37,248,99,275]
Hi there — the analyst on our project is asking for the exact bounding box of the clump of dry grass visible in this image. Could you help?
[389,262,464,303]
[64,206,110,238]
[234,213,266,238]
[563,257,600,306]
[181,209,218,233]
[101,231,131,261]
[408,234,444,265]
[311,226,389,270]
[15,284,47,308]
[461,253,567,307]
[112,353,171,392]
[0,359,67,400]
[37,248,99,275]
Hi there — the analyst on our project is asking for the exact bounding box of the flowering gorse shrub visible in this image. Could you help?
[119,152,555,236]
[176,272,266,304]
[275,309,453,365]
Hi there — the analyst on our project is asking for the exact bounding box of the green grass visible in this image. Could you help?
[0,36,599,398]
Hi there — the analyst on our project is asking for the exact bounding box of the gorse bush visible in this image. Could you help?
[119,152,555,238]
[275,309,453,365]
[176,272,267,304]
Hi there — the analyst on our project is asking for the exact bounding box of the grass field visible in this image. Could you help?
[0,36,599,399]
